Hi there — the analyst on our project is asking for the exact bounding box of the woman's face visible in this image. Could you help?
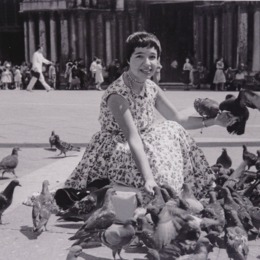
[129,47,158,81]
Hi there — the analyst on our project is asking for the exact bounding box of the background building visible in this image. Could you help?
[1,0,260,82]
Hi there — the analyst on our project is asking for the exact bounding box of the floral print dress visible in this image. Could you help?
[64,75,214,199]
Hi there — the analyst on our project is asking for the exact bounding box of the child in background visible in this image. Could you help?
[48,62,57,89]
[14,66,22,90]
[95,59,104,90]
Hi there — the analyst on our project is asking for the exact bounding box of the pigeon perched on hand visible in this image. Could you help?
[100,219,137,260]
[49,131,56,149]
[53,135,81,157]
[216,148,232,169]
[0,147,21,178]
[0,180,21,224]
[194,97,220,118]
[242,144,257,170]
[219,91,249,135]
[32,180,53,232]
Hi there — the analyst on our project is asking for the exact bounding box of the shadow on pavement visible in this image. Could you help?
[54,223,83,230]
[20,225,40,240]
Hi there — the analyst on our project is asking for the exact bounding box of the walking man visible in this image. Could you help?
[26,45,54,92]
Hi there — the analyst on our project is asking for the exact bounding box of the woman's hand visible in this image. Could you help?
[144,178,158,195]
[214,111,239,127]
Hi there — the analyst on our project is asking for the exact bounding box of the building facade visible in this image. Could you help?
[1,0,260,82]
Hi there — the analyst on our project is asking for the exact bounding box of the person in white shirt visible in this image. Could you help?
[26,45,54,92]
[89,56,98,86]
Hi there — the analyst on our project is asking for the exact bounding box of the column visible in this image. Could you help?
[225,3,235,67]
[110,13,116,60]
[23,17,29,63]
[28,14,36,61]
[252,5,260,71]
[105,14,112,65]
[237,4,248,65]
[193,8,199,65]
[90,13,96,59]
[213,14,219,62]
[39,12,47,55]
[50,12,57,62]
[198,14,204,64]
[69,13,77,60]
[77,11,85,60]
[117,12,124,63]
[206,14,213,70]
[60,12,69,64]
[129,12,136,33]
[96,13,104,60]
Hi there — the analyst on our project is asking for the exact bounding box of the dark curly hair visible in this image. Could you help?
[125,31,161,63]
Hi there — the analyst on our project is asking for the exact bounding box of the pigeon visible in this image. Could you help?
[193,97,220,118]
[216,148,232,169]
[69,188,117,243]
[32,180,53,232]
[0,147,21,178]
[248,206,260,236]
[66,245,83,260]
[255,150,260,171]
[174,237,213,260]
[225,209,249,260]
[180,183,204,214]
[100,219,137,260]
[57,185,112,222]
[0,180,21,224]
[240,89,260,110]
[49,130,56,149]
[242,144,257,170]
[53,134,81,157]
[219,91,249,135]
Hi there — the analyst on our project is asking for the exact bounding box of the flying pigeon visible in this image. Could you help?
[0,180,21,224]
[53,135,81,157]
[219,91,249,135]
[0,147,21,178]
[240,89,260,110]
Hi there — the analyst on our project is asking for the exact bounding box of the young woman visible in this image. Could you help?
[64,32,236,201]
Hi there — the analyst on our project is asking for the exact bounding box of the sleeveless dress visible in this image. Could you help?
[64,75,214,199]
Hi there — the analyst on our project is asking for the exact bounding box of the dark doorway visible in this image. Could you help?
[148,2,194,82]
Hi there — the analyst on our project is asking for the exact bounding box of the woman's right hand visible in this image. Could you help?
[144,178,158,196]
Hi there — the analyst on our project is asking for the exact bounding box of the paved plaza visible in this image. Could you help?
[0,89,260,259]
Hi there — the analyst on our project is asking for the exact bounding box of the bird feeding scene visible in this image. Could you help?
[0,88,260,260]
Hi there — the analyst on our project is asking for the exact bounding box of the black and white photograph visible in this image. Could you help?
[0,0,260,259]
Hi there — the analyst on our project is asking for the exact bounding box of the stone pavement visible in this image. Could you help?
[0,89,260,259]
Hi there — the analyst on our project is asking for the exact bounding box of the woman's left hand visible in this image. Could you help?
[214,111,239,127]
[144,179,158,196]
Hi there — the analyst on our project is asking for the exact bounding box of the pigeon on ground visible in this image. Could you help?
[240,89,260,110]
[219,91,249,135]
[242,144,257,170]
[248,206,260,236]
[53,134,81,157]
[32,180,53,232]
[225,209,249,260]
[66,245,83,260]
[255,150,260,171]
[180,183,204,214]
[49,131,56,149]
[0,147,21,178]
[0,180,21,224]
[216,148,232,169]
[193,97,220,118]
[69,188,117,243]
[100,219,137,260]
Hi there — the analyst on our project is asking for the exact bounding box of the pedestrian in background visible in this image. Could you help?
[26,45,54,92]
[48,61,57,89]
[95,59,104,90]
[90,56,98,86]
[182,58,193,90]
[14,66,22,90]
[213,57,226,91]
[1,63,13,90]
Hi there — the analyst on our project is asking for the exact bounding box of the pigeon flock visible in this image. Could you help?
[0,89,260,259]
